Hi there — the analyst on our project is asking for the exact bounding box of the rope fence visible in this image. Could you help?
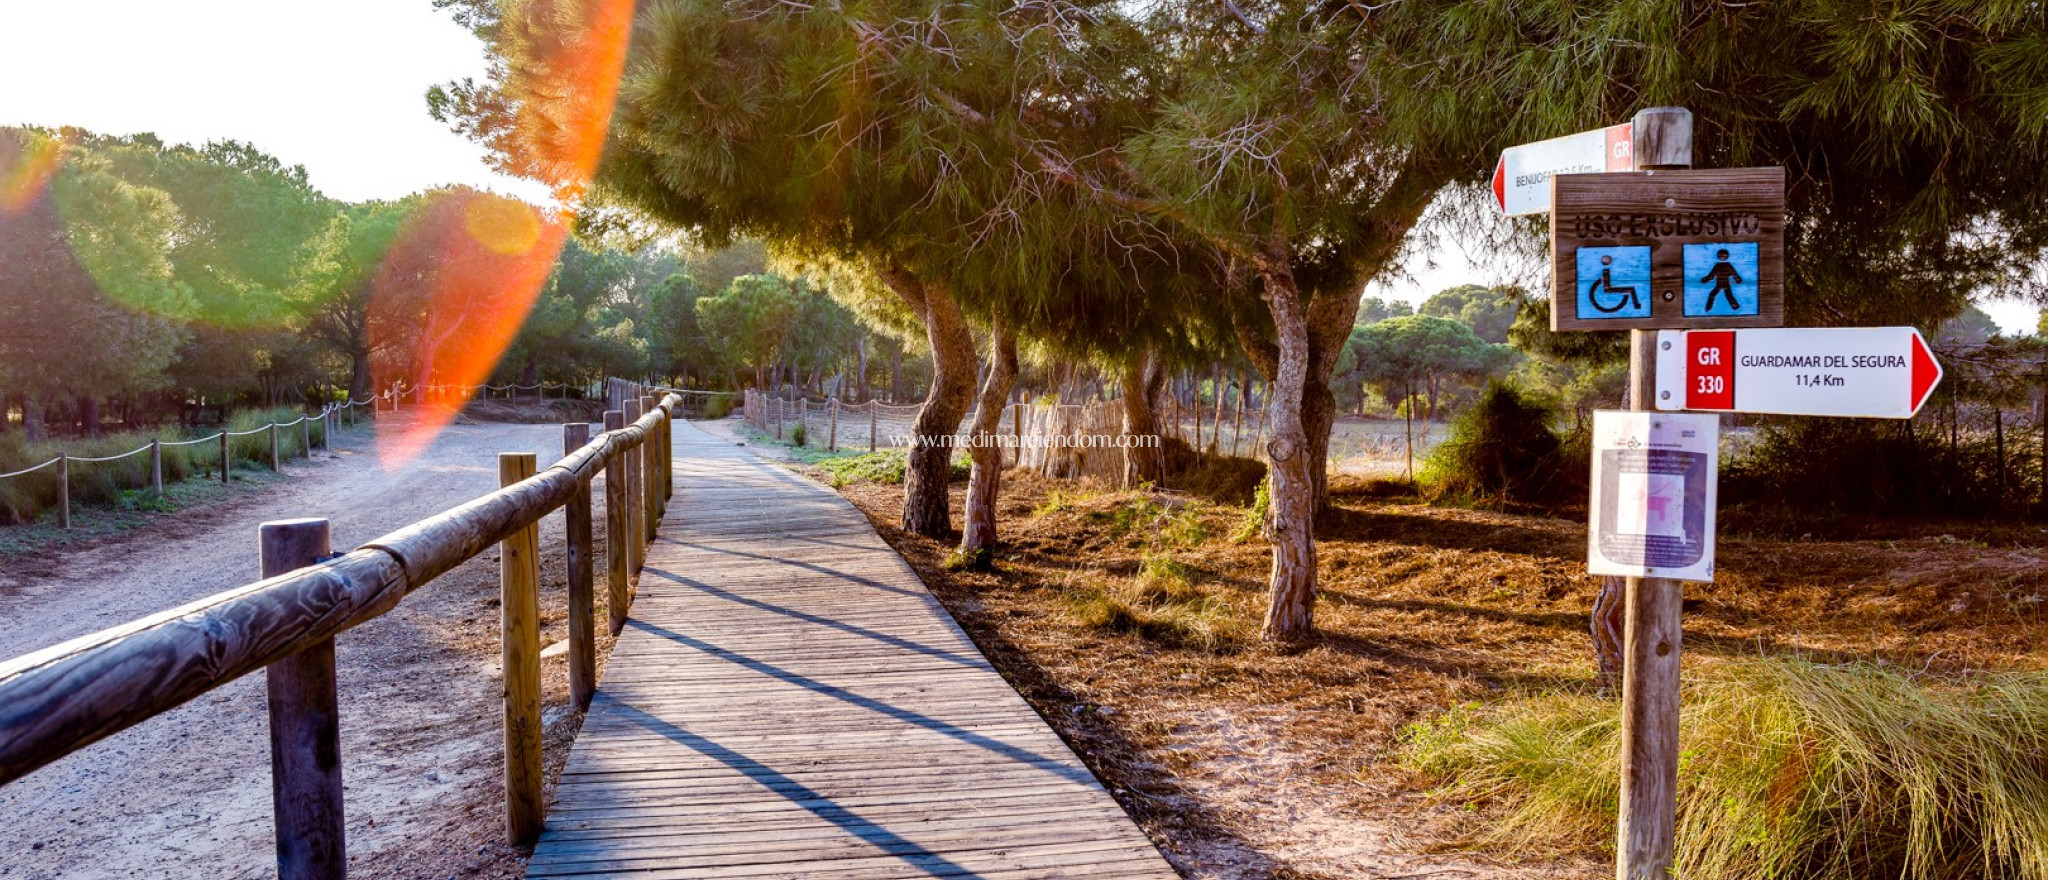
[0,383,417,529]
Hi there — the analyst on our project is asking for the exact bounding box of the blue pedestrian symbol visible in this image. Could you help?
[1683,242,1759,316]
[1577,246,1651,319]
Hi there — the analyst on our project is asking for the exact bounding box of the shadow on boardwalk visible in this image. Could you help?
[525,421,1181,879]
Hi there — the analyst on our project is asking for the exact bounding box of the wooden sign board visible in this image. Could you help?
[1550,167,1785,332]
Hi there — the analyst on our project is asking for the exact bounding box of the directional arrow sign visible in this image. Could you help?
[1653,327,1943,418]
[1492,122,1633,215]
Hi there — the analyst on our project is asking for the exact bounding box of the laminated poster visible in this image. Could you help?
[1588,410,1718,582]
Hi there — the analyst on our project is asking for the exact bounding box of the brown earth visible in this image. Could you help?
[0,410,627,880]
[806,461,2048,880]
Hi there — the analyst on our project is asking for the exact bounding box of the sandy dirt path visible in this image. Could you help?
[0,413,611,880]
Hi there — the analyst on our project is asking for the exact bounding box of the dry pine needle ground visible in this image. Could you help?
[817,465,2048,880]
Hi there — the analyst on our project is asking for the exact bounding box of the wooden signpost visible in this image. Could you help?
[1551,167,1786,331]
[1505,106,1942,880]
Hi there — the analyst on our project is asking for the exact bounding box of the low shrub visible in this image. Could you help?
[1721,417,2022,527]
[790,421,809,447]
[1421,382,1579,509]
[1402,658,2048,880]
[701,392,734,420]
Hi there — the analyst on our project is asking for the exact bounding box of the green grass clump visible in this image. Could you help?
[1402,658,2048,880]
[1066,558,1245,653]
[790,421,808,447]
[1031,488,1094,516]
[814,450,910,486]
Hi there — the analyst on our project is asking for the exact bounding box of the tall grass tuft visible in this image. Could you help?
[226,407,315,468]
[1402,658,2048,880]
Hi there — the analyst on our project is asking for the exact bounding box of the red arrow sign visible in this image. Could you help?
[1655,327,1943,419]
[1910,330,1941,415]
[1491,157,1507,213]
[1492,122,1632,215]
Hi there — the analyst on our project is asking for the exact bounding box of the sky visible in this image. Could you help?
[1,0,2036,333]
[0,0,549,204]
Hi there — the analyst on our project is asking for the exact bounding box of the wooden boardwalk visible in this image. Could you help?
[526,422,1182,879]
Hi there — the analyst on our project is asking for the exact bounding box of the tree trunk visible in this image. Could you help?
[1119,349,1168,487]
[1591,576,1626,689]
[1212,363,1227,454]
[349,349,373,402]
[856,336,870,403]
[1404,379,1416,480]
[1233,370,1247,457]
[960,319,1018,557]
[1253,257,1319,642]
[23,396,45,442]
[890,349,903,403]
[77,395,101,436]
[882,268,977,538]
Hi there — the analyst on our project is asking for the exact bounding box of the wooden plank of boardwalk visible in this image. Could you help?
[527,421,1181,880]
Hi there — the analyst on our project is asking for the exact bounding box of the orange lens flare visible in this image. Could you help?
[1,131,66,214]
[369,192,568,469]
[520,0,635,203]
[369,0,636,466]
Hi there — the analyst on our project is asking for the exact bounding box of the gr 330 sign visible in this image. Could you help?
[1550,167,1785,332]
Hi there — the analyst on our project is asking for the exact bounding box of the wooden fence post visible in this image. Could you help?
[869,402,878,452]
[604,410,630,635]
[220,431,231,484]
[563,423,596,710]
[1009,402,1022,467]
[270,423,282,472]
[57,453,69,529]
[624,399,645,577]
[658,401,673,504]
[150,440,163,497]
[640,396,660,539]
[260,518,345,880]
[775,396,784,439]
[498,453,544,846]
[829,399,839,451]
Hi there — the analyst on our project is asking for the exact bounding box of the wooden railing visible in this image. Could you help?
[0,379,678,880]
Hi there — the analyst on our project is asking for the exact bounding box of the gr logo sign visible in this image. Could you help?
[1686,331,1734,410]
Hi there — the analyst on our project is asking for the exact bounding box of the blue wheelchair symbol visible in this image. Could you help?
[1576,246,1651,319]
